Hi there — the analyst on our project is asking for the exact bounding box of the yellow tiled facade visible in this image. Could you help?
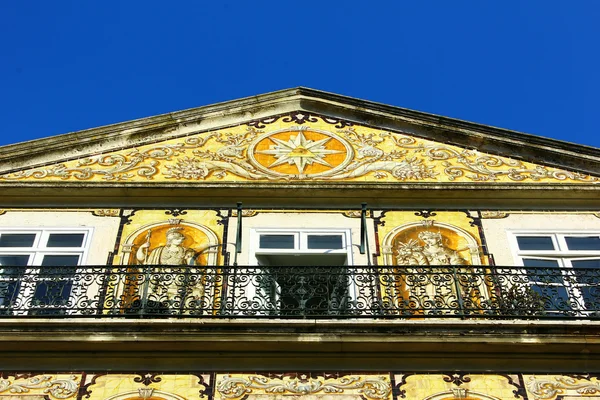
[2,373,599,400]
[0,89,598,397]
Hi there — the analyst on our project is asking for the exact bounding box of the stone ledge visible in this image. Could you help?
[1,317,598,371]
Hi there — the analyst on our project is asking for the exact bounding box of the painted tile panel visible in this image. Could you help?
[1,114,595,184]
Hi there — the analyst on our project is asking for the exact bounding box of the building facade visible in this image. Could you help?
[0,88,599,400]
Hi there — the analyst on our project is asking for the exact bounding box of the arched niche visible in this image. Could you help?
[381,221,482,266]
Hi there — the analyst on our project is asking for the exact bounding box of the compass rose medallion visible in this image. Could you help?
[248,127,354,179]
[256,131,343,174]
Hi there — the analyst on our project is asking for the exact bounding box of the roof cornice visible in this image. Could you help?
[1,87,599,175]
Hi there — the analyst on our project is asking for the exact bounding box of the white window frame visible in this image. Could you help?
[0,228,94,315]
[508,230,600,314]
[250,228,353,264]
[509,231,600,263]
[0,228,93,266]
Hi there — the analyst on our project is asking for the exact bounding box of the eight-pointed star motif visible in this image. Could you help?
[256,132,344,174]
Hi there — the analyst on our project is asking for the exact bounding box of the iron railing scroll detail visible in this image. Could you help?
[0,265,598,319]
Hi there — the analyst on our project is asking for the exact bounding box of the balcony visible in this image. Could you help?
[0,265,598,319]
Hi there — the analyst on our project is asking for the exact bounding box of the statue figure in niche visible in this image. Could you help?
[395,231,467,266]
[132,226,206,314]
[136,227,199,265]
[394,230,469,314]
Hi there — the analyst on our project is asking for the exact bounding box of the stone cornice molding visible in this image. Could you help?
[1,182,599,208]
[0,318,598,371]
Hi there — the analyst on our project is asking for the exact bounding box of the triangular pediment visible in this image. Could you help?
[0,106,597,185]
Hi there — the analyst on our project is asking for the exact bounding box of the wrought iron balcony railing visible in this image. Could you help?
[0,265,598,319]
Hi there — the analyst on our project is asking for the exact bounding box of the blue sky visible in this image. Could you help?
[1,1,599,149]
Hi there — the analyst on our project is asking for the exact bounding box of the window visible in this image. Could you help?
[253,230,349,254]
[248,228,354,316]
[251,229,352,267]
[0,229,92,315]
[510,232,600,315]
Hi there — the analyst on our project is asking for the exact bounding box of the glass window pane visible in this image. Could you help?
[579,286,598,310]
[32,270,75,313]
[522,258,560,268]
[571,261,599,301]
[307,235,343,249]
[530,284,569,300]
[0,234,36,247]
[517,236,555,250]
[46,233,85,248]
[0,255,30,266]
[41,255,80,266]
[0,277,21,307]
[571,259,600,269]
[524,258,562,283]
[566,236,600,251]
[259,235,295,249]
[530,284,572,315]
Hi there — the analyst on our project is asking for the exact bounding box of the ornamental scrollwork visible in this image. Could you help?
[92,209,120,217]
[480,211,509,219]
[414,210,437,219]
[324,129,430,181]
[282,112,319,125]
[1,114,597,184]
[164,208,188,217]
[343,210,365,218]
[1,144,188,181]
[527,376,600,400]
[246,112,353,129]
[442,373,472,387]
[388,134,597,183]
[216,375,391,400]
[164,127,276,181]
[231,209,258,217]
[0,375,79,399]
[133,373,163,386]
